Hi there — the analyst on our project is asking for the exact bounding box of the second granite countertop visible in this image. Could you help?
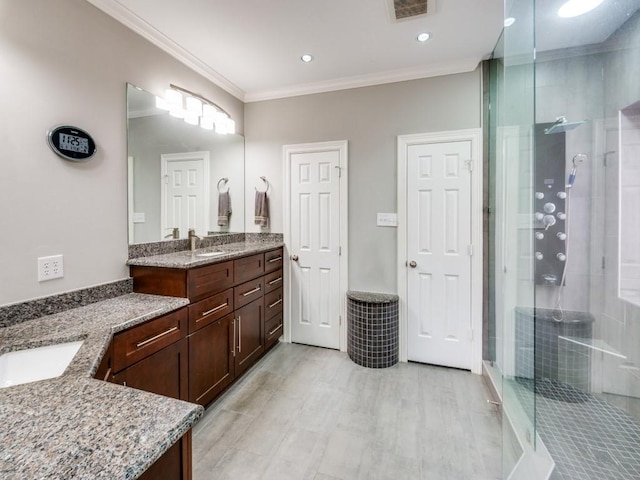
[127,240,284,269]
[0,293,202,480]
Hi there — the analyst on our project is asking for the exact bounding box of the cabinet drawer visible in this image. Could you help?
[234,277,264,309]
[234,253,264,284]
[264,269,284,294]
[264,248,284,273]
[113,308,187,373]
[187,261,234,301]
[188,288,234,333]
[265,312,283,349]
[264,287,283,320]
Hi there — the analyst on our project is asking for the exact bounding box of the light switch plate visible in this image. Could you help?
[377,213,397,227]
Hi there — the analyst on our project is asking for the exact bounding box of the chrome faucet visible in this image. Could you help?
[188,229,201,251]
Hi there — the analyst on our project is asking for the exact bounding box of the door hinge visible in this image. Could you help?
[602,256,605,270]
[339,246,342,256]
[164,175,169,184]
[467,244,474,256]
[339,315,342,326]
[335,165,342,178]
[466,159,473,172]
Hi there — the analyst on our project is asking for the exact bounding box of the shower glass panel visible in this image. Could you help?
[491,0,640,478]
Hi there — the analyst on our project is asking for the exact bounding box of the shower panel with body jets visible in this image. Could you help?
[533,116,587,294]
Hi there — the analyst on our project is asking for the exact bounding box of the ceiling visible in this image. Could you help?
[86,0,640,103]
[86,0,504,102]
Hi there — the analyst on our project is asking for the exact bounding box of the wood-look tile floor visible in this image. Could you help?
[192,343,502,480]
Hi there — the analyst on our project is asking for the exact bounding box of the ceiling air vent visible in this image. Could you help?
[391,0,430,20]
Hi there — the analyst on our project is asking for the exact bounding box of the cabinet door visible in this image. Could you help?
[112,338,188,401]
[139,431,192,480]
[235,299,264,376]
[188,313,235,406]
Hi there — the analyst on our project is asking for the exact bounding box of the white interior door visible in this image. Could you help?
[161,151,210,238]
[286,143,346,350]
[407,140,473,369]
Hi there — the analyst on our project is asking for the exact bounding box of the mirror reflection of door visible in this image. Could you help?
[161,151,210,239]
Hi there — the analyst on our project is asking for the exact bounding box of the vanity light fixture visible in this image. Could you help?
[155,84,235,134]
[558,0,603,18]
[417,32,431,42]
[301,54,314,63]
[504,17,515,27]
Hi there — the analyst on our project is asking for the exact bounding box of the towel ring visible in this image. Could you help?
[255,176,270,193]
[217,177,229,193]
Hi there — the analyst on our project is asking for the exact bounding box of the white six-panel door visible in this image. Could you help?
[406,140,473,370]
[161,151,210,238]
[286,143,346,350]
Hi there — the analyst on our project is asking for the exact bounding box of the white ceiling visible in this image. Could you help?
[87,0,504,102]
[86,0,640,103]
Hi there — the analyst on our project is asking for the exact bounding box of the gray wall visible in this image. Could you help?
[0,0,243,305]
[244,71,482,293]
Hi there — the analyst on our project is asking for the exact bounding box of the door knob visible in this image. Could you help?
[291,255,299,262]
[409,260,417,268]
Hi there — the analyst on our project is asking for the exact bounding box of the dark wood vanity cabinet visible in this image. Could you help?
[129,247,284,408]
[95,308,192,480]
[111,338,188,400]
[188,313,235,406]
[234,299,264,376]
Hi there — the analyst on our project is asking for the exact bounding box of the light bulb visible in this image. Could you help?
[186,97,202,117]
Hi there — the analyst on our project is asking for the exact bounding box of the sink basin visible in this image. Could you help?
[0,340,84,388]
[196,251,226,257]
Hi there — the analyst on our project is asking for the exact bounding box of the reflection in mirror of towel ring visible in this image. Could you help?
[255,176,270,193]
[217,177,229,193]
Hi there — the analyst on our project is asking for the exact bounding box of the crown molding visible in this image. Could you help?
[244,57,480,102]
[85,0,246,101]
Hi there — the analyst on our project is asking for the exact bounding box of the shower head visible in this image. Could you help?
[572,153,588,166]
[544,116,588,134]
[567,154,588,188]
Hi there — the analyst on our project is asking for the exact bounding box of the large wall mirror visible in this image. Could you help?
[127,83,244,244]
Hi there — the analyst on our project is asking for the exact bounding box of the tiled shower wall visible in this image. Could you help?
[532,12,640,412]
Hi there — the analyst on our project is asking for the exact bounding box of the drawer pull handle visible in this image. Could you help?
[232,318,236,357]
[268,298,283,309]
[201,302,228,317]
[268,256,282,263]
[238,315,242,353]
[268,276,282,285]
[135,326,178,348]
[268,324,283,336]
[242,286,261,297]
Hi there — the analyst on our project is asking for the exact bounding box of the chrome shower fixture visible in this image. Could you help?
[544,116,588,134]
[567,153,588,188]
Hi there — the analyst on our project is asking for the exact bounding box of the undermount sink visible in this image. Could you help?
[0,340,84,388]
[196,251,226,257]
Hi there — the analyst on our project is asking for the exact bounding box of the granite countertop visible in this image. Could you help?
[0,293,203,479]
[127,240,284,269]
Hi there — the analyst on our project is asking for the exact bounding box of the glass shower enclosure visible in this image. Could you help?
[486,0,640,478]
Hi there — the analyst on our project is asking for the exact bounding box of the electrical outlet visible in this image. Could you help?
[38,255,64,282]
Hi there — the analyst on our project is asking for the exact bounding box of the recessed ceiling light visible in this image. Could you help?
[558,0,603,18]
[417,32,431,42]
[504,17,515,27]
[301,54,314,63]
